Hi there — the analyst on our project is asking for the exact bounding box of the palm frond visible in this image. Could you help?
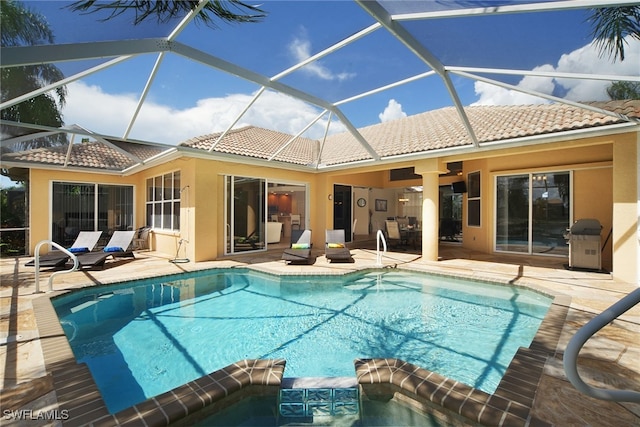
[67,0,266,27]
[587,6,640,62]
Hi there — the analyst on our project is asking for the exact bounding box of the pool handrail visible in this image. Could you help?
[563,287,640,402]
[375,229,387,267]
[34,240,79,293]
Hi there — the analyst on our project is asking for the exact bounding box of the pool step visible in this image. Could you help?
[278,387,359,422]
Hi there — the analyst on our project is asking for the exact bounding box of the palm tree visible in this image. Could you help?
[1,0,68,150]
[588,6,640,62]
[67,0,266,27]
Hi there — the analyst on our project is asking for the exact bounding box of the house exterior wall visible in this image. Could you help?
[28,169,141,254]
[453,136,616,273]
[23,130,638,283]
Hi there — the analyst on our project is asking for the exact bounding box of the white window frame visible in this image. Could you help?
[146,170,181,231]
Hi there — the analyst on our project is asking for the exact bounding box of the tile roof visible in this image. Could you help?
[180,126,318,166]
[1,139,165,171]
[319,100,640,166]
[2,101,638,172]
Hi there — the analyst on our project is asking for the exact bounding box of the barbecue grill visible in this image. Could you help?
[565,218,602,270]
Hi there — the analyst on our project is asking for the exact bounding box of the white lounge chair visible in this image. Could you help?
[76,230,137,268]
[26,231,103,268]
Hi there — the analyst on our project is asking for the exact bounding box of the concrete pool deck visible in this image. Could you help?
[1,245,639,426]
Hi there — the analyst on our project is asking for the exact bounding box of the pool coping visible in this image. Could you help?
[32,267,569,426]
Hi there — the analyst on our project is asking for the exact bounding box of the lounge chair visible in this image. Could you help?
[282,229,313,264]
[26,231,103,268]
[325,229,352,262]
[76,230,136,268]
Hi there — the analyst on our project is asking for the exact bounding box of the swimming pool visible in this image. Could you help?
[52,268,551,414]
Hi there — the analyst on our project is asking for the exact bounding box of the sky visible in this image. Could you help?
[7,1,640,148]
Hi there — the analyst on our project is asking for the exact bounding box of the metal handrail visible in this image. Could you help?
[563,287,640,402]
[375,229,387,267]
[33,240,78,293]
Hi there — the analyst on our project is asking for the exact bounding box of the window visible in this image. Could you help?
[467,171,481,227]
[146,171,180,231]
[52,182,133,246]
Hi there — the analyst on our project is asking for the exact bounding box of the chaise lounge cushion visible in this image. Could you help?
[325,229,352,262]
[282,229,313,264]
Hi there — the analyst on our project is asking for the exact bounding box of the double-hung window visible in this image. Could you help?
[146,171,180,231]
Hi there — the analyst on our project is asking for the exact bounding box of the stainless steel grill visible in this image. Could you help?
[565,219,602,270]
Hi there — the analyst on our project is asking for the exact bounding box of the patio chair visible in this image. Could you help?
[75,230,137,268]
[325,229,352,262]
[385,220,408,248]
[282,229,313,264]
[26,231,103,268]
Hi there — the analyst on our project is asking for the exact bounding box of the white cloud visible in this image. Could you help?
[472,35,640,106]
[288,29,356,81]
[378,99,407,123]
[62,82,345,144]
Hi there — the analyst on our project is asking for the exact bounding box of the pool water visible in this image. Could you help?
[52,268,551,414]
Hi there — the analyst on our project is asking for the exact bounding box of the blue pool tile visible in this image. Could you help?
[279,402,306,417]
[307,388,332,402]
[334,388,359,402]
[280,388,305,403]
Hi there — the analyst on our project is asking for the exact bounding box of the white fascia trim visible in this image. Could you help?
[0,161,126,177]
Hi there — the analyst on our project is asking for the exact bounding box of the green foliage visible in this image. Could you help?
[588,6,640,62]
[1,1,68,149]
[607,81,640,100]
[67,0,266,27]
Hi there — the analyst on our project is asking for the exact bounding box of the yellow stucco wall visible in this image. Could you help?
[29,169,141,254]
[455,141,615,270]
[612,134,638,283]
[24,131,638,282]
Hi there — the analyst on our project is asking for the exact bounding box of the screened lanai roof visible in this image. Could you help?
[1,0,639,174]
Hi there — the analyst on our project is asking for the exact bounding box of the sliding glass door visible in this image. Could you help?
[52,182,133,246]
[225,176,266,254]
[496,172,570,256]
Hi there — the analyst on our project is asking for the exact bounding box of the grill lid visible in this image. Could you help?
[569,218,602,235]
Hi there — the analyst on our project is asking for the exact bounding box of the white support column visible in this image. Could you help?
[415,159,448,261]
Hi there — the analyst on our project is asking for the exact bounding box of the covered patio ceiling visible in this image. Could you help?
[1,0,639,173]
